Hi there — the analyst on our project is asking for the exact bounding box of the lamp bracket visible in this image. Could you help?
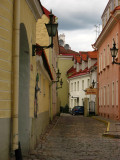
[52,80,59,83]
[32,43,53,56]
[56,86,62,89]
[112,57,120,65]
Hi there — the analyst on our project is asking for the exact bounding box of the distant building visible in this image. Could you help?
[59,33,71,50]
[58,46,78,107]
[67,51,97,115]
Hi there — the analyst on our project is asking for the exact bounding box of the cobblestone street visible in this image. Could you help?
[25,114,120,160]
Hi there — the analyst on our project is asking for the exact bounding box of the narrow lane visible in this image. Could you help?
[27,114,120,160]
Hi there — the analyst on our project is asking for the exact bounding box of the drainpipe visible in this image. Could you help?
[12,0,20,151]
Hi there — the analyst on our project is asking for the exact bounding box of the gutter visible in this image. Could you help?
[12,0,20,152]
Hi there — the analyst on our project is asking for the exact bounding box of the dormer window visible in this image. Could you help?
[88,58,91,68]
[76,63,79,72]
[82,61,85,70]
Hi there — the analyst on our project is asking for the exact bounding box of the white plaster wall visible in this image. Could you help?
[69,74,90,110]
[90,70,97,102]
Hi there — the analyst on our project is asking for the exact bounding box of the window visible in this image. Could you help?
[99,90,101,106]
[101,53,102,71]
[71,99,73,108]
[104,86,106,106]
[101,88,102,106]
[82,80,84,90]
[77,81,79,91]
[71,83,73,92]
[74,99,77,106]
[74,82,76,91]
[88,58,91,68]
[99,55,100,72]
[107,84,109,106]
[116,81,118,106]
[103,49,105,69]
[82,61,85,70]
[107,45,110,66]
[112,82,114,106]
[87,79,90,88]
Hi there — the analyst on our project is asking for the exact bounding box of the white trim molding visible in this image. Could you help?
[26,0,43,20]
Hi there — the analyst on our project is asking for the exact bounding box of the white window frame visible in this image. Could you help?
[107,44,110,66]
[107,84,109,106]
[103,49,105,69]
[104,86,106,106]
[87,79,90,88]
[77,81,79,91]
[112,82,114,106]
[99,55,100,72]
[101,88,102,106]
[116,81,118,106]
[82,80,84,90]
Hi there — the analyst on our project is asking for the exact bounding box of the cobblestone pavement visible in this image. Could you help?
[24,114,120,160]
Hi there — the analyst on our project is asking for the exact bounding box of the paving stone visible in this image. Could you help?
[23,114,120,159]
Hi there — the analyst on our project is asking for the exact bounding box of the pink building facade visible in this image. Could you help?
[94,2,120,120]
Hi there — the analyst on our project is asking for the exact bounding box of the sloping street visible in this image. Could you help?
[25,114,120,160]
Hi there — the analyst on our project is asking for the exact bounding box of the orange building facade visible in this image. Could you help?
[94,1,120,120]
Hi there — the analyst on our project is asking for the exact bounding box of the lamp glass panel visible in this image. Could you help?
[57,72,61,79]
[110,48,116,57]
[45,24,52,37]
[52,24,58,36]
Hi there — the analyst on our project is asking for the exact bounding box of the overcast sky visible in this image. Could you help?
[40,0,108,52]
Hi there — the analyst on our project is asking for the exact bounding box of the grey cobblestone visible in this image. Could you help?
[24,114,120,159]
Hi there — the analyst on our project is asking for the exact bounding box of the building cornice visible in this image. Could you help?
[95,10,120,49]
[26,0,43,20]
[68,73,90,81]
[58,55,73,59]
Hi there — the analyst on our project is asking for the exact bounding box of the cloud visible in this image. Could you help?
[59,28,97,52]
[40,0,108,51]
[41,0,108,30]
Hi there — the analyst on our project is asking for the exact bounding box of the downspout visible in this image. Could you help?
[12,0,20,151]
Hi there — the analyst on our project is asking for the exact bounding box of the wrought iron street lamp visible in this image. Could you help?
[52,69,61,83]
[57,78,63,89]
[32,10,58,56]
[92,80,96,88]
[56,69,61,82]
[110,39,120,65]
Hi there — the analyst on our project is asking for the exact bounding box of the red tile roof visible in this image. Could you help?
[59,45,79,56]
[88,50,97,59]
[79,51,97,61]
[79,52,88,61]
[76,56,81,63]
[42,6,56,20]
[68,67,90,79]
[67,66,76,74]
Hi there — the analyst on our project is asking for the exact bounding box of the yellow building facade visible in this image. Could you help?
[0,0,44,159]
[58,55,74,107]
[36,7,60,121]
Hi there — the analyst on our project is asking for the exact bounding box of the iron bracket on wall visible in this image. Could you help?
[32,43,53,56]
